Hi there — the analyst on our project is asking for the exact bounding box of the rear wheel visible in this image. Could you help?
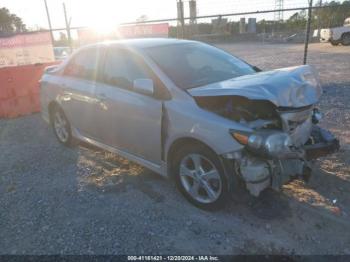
[51,106,74,146]
[341,33,350,46]
[172,144,230,210]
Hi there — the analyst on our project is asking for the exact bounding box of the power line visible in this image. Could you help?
[40,4,331,30]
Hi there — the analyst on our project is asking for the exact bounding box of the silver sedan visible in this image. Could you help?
[40,38,339,210]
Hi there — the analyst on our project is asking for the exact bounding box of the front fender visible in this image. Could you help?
[164,99,249,161]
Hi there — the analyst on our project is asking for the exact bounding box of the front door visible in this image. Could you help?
[93,48,163,164]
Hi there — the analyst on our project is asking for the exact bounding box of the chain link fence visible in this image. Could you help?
[44,0,349,81]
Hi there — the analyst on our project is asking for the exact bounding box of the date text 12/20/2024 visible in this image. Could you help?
[127,256,219,261]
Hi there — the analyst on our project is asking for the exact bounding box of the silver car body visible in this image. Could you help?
[40,38,338,196]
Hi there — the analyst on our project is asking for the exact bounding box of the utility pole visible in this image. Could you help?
[189,0,197,37]
[317,0,323,38]
[303,0,313,64]
[177,0,185,38]
[43,0,54,44]
[63,2,73,52]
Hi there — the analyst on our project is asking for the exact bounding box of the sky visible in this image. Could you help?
[1,0,311,30]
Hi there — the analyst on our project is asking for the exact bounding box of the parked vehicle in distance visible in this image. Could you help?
[40,39,339,210]
[320,17,350,45]
[53,46,71,61]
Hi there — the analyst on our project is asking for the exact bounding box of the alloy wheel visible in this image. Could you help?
[53,111,69,143]
[179,153,222,204]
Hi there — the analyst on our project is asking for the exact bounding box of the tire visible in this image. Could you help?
[51,106,74,146]
[341,33,350,46]
[171,143,230,210]
[330,40,339,46]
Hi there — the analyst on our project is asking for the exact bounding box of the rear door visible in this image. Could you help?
[60,47,104,139]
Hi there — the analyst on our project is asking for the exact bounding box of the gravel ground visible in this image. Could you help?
[1,42,350,255]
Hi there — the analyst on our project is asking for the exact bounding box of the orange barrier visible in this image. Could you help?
[0,62,59,118]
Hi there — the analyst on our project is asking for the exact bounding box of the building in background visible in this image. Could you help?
[0,32,54,67]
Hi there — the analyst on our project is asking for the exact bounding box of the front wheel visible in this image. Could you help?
[341,33,350,46]
[172,144,230,210]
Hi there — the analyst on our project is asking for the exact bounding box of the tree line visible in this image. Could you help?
[0,7,26,36]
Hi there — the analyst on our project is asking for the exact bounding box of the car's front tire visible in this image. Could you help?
[171,143,230,210]
[341,33,350,46]
[51,106,74,146]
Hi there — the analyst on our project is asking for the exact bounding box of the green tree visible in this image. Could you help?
[314,0,350,28]
[0,7,26,34]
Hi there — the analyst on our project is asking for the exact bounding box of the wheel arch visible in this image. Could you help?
[48,100,69,125]
[48,100,60,124]
[166,137,219,174]
[166,136,239,199]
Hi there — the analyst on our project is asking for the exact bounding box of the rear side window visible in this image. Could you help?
[64,48,101,81]
[102,48,149,89]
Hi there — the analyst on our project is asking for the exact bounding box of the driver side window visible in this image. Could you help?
[102,48,149,90]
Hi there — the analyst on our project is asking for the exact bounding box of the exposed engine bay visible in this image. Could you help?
[194,95,339,196]
[195,96,282,130]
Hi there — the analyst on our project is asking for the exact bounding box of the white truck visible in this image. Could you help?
[320,17,350,46]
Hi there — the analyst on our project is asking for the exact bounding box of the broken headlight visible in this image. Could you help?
[232,131,292,157]
[264,133,292,155]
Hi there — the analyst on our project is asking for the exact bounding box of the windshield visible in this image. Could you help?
[144,42,256,89]
[54,47,70,57]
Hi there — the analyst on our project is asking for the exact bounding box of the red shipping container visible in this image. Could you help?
[1,98,20,118]
[0,95,37,118]
[0,61,60,119]
[12,65,41,97]
[0,68,16,99]
[0,101,3,117]
[30,93,41,112]
[17,96,34,116]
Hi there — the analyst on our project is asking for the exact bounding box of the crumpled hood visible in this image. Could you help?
[188,65,322,108]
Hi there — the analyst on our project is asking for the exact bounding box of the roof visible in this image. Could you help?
[84,38,196,50]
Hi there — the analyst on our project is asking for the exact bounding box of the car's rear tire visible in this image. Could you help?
[341,33,350,46]
[171,143,230,210]
[51,106,74,146]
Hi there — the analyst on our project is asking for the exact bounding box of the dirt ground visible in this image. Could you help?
[1,42,349,255]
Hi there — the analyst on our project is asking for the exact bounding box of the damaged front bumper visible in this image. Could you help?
[304,126,340,160]
[230,125,339,196]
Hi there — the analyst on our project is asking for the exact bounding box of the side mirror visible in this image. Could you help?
[252,65,262,72]
[133,78,154,96]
